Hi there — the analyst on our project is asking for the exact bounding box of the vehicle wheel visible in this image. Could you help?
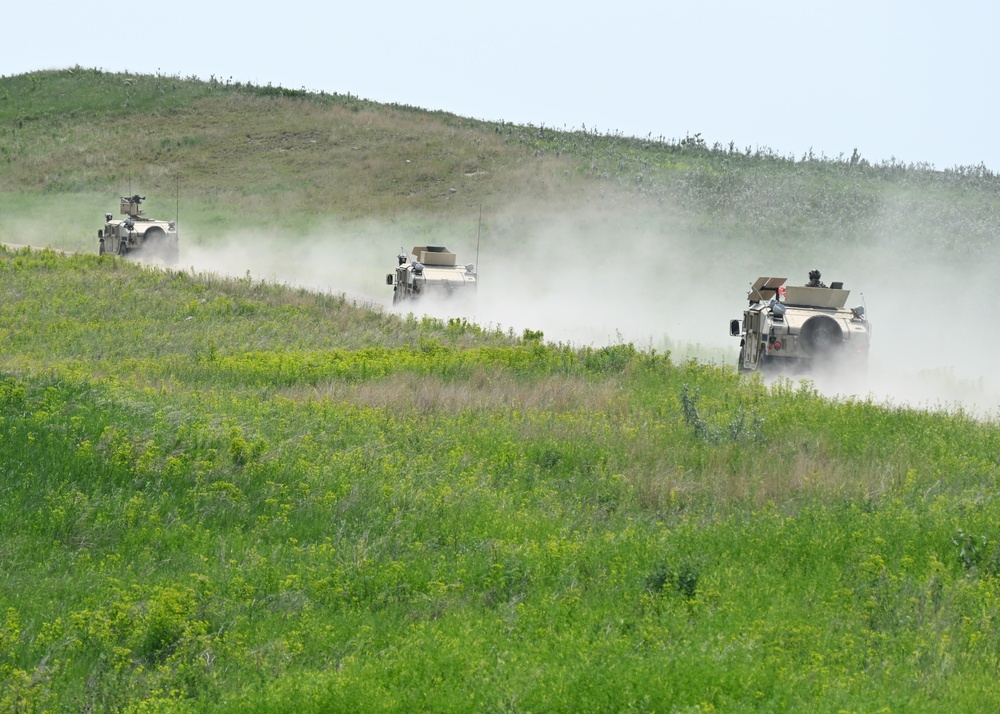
[118,240,128,256]
[99,239,105,255]
[142,228,173,261]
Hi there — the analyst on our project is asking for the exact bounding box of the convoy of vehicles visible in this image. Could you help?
[90,193,873,375]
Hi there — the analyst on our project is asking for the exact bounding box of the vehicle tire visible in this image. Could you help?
[757,348,768,372]
[800,315,843,355]
[99,239,105,255]
[737,345,749,373]
[142,228,171,261]
[118,240,128,256]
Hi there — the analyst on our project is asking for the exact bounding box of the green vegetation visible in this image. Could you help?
[2,67,1000,261]
[2,69,1000,711]
[4,247,1000,711]
[0,67,588,244]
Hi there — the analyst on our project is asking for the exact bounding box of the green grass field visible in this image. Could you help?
[2,69,1000,712]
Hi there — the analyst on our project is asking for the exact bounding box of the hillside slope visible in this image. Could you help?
[5,68,1000,403]
[3,67,1000,254]
[3,246,1000,711]
[3,67,1000,709]
[0,68,596,227]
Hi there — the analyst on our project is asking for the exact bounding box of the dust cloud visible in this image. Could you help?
[177,221,400,310]
[162,202,1000,418]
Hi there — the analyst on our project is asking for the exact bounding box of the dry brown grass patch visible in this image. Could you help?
[279,371,625,413]
[626,440,906,513]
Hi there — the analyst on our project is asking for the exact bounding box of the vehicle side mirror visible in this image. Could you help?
[729,319,741,337]
[98,229,103,238]
[386,274,394,285]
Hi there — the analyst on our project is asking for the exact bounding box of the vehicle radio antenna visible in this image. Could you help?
[476,204,482,283]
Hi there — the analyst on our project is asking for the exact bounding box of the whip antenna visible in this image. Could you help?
[476,204,482,282]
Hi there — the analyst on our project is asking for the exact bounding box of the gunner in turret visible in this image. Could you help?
[805,269,827,288]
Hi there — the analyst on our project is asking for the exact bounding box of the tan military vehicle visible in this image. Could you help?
[729,275,871,374]
[386,246,477,305]
[98,195,178,263]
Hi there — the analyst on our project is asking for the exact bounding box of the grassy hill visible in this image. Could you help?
[3,67,1000,256]
[2,69,1000,711]
[0,67,602,242]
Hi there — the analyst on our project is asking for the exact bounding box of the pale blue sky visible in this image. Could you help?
[5,0,996,170]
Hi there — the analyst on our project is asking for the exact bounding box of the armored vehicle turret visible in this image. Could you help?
[98,194,178,263]
[729,275,871,374]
